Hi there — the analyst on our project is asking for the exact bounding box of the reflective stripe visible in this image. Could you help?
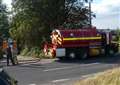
[57,37,62,45]
[57,41,62,45]
[3,41,8,49]
[63,37,102,41]
[57,37,62,42]
[52,34,63,45]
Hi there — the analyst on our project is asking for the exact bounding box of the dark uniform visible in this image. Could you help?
[7,46,15,66]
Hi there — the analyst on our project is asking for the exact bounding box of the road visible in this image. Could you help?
[2,54,120,85]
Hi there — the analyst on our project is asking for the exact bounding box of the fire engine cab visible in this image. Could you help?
[43,27,119,60]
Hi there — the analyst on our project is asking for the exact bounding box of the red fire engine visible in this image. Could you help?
[43,27,119,59]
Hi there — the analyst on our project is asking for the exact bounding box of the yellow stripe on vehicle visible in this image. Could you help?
[63,37,102,41]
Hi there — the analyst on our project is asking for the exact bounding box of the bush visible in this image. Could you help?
[20,47,46,58]
[20,48,30,56]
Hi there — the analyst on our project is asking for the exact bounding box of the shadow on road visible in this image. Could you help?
[18,63,45,69]
[0,59,45,69]
[56,53,120,65]
[1,54,120,68]
[17,60,46,68]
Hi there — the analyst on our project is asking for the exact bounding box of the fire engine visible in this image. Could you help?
[43,27,119,60]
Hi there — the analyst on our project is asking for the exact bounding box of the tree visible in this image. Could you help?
[10,0,65,48]
[0,0,9,38]
[116,28,120,41]
[63,0,95,29]
[10,0,94,49]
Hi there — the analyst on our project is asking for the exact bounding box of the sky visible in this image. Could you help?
[2,0,120,29]
[2,0,12,8]
[92,0,120,29]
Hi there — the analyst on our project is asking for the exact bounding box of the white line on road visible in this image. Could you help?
[43,63,99,72]
[44,67,73,72]
[80,62,99,67]
[52,78,70,83]
[29,84,36,85]
[81,73,96,78]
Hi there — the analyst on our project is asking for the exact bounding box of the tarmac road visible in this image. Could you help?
[3,54,120,85]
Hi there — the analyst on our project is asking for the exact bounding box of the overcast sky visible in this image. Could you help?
[92,0,120,29]
[2,0,120,29]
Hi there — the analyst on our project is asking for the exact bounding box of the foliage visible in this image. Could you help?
[0,0,9,38]
[116,28,120,38]
[20,47,45,58]
[64,0,95,29]
[10,0,65,48]
[116,29,120,46]
[112,28,120,41]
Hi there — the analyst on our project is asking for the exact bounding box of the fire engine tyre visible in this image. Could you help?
[66,48,76,59]
[113,46,119,53]
[105,45,118,57]
[108,49,114,56]
[81,52,88,59]
[109,47,118,56]
[78,48,88,59]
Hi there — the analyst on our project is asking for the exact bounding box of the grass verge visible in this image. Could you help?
[74,68,120,85]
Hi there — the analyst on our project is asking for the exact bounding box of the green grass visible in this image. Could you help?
[74,68,120,85]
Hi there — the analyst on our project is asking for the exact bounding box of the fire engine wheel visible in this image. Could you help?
[109,49,114,55]
[79,48,88,59]
[108,47,118,56]
[81,52,88,59]
[112,45,119,53]
[66,49,76,59]
[69,52,76,59]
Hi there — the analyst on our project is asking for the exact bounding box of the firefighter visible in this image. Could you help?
[7,45,15,66]
[3,40,15,66]
[2,40,8,55]
[12,40,18,65]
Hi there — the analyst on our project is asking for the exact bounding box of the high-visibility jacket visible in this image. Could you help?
[2,40,8,49]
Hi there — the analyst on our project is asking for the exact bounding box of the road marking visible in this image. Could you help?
[29,84,36,85]
[81,73,96,78]
[52,79,70,83]
[44,67,72,72]
[80,63,99,67]
[44,63,99,72]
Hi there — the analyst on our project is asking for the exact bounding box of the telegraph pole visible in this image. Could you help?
[89,1,92,28]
